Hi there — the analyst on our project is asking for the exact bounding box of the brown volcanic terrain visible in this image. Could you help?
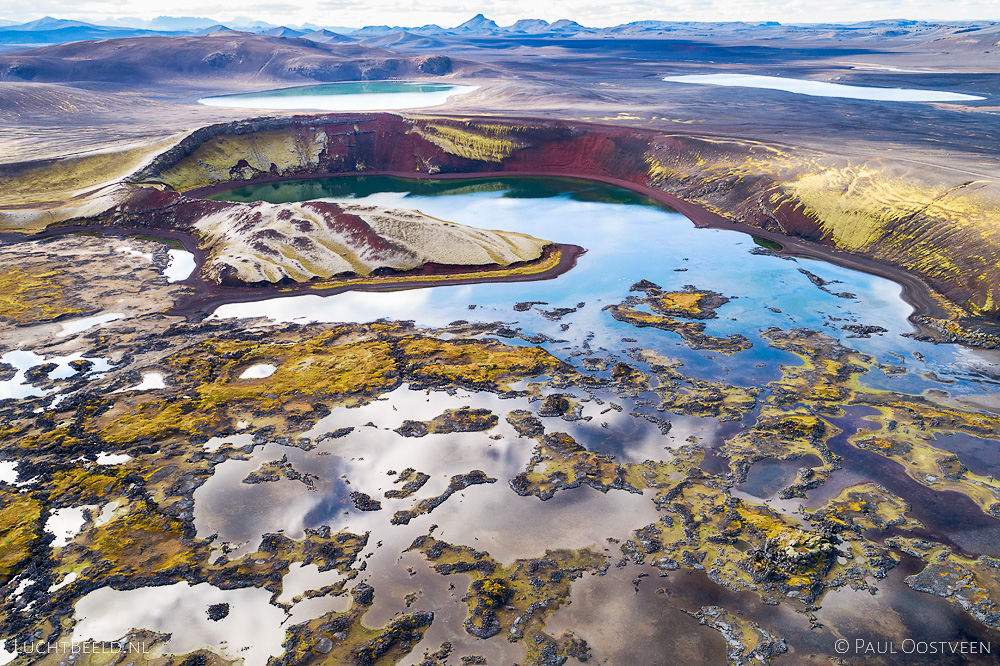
[4,25,1000,665]
[0,29,999,336]
[0,33,495,160]
[125,115,1000,324]
[0,29,997,164]
[0,32,460,84]
[4,112,1000,338]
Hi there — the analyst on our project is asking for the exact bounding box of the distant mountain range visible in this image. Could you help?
[0,14,997,49]
[0,32,463,84]
[0,16,179,46]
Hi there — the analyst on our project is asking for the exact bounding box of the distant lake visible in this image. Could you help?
[664,73,985,102]
[198,81,478,111]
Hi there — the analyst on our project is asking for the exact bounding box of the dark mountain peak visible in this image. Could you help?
[196,24,232,35]
[350,24,395,36]
[9,16,98,31]
[549,19,587,31]
[454,14,500,33]
[260,26,305,37]
[302,29,355,43]
[411,24,446,35]
[508,19,551,33]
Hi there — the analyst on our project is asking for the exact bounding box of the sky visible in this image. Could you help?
[1,0,997,28]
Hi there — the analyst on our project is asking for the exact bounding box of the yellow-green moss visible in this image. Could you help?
[401,337,565,386]
[0,267,84,325]
[414,123,523,162]
[49,467,129,506]
[153,129,326,191]
[0,139,176,208]
[0,491,42,581]
[80,508,205,576]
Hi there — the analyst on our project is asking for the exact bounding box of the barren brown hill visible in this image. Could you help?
[0,32,460,84]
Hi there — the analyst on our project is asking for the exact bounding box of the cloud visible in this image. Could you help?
[250,3,301,11]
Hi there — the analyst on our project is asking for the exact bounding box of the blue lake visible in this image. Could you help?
[198,80,478,111]
[208,175,1000,401]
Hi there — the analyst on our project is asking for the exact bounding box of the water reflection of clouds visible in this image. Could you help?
[277,562,346,604]
[434,481,659,563]
[195,384,664,564]
[74,583,286,666]
[183,359,721,659]
[213,288,460,327]
[0,350,112,400]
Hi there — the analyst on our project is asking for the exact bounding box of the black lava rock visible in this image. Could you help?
[206,603,230,621]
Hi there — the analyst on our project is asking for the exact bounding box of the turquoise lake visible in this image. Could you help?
[198,81,478,111]
[208,175,1000,404]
